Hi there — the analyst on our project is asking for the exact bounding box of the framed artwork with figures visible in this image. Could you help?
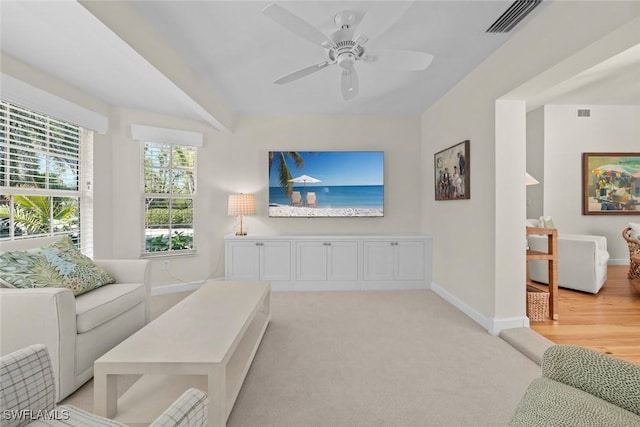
[582,152,640,215]
[434,140,470,201]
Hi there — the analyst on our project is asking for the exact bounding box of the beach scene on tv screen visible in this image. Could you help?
[268,151,384,217]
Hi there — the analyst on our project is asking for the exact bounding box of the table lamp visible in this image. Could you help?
[525,172,539,186]
[228,193,256,236]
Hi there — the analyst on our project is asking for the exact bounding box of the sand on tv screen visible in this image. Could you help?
[268,151,384,218]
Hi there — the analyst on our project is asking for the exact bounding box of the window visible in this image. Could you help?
[143,142,196,255]
[0,100,93,254]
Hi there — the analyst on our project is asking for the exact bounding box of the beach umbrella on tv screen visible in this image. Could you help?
[288,174,322,184]
[288,175,321,204]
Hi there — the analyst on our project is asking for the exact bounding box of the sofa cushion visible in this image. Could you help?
[542,345,640,416]
[75,283,147,333]
[0,237,114,296]
[510,377,640,426]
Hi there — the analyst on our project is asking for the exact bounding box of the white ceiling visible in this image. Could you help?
[129,1,519,115]
[0,0,525,119]
[0,1,637,126]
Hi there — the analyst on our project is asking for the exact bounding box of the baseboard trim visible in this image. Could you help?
[430,281,529,336]
[151,280,207,296]
[430,282,491,332]
[490,316,530,335]
[609,259,629,266]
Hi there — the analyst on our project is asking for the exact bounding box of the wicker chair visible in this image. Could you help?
[622,227,640,279]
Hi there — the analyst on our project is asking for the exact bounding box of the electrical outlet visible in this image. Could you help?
[161,260,170,271]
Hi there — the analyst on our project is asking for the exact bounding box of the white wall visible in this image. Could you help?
[102,112,424,287]
[421,1,639,333]
[1,53,425,289]
[526,108,544,219]
[95,108,229,287]
[543,105,640,261]
[232,114,423,235]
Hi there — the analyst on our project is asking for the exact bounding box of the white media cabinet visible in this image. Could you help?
[224,234,433,291]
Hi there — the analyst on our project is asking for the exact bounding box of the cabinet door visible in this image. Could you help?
[296,242,328,281]
[260,241,292,281]
[226,241,260,280]
[363,241,395,281]
[328,241,359,281]
[395,241,425,281]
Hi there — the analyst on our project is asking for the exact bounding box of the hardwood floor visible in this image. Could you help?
[529,265,640,364]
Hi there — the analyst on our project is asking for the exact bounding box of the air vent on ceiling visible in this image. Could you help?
[486,0,543,33]
[577,109,591,117]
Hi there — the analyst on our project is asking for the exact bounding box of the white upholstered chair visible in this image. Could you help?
[527,221,610,294]
[0,236,150,401]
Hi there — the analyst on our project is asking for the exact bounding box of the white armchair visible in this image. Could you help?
[0,344,208,427]
[0,236,150,402]
[527,231,610,294]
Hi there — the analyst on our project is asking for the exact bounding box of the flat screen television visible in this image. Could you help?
[268,151,384,218]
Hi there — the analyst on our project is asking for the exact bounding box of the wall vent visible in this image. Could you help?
[486,0,543,33]
[577,109,591,117]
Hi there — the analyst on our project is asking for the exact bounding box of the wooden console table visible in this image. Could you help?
[526,227,558,320]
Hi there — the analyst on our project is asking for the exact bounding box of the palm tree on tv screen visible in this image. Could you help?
[269,151,304,196]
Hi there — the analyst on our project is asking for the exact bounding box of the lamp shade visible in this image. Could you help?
[228,194,256,216]
[525,172,540,186]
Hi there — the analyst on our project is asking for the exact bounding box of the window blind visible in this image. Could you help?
[1,100,93,255]
[2,101,80,191]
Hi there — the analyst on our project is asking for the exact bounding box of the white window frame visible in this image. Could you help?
[137,125,200,258]
[0,99,94,256]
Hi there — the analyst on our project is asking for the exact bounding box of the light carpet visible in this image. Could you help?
[63,289,541,427]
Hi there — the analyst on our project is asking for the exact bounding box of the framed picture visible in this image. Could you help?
[434,140,470,200]
[582,152,640,215]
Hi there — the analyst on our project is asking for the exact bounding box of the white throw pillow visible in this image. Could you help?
[629,222,640,240]
[526,218,541,228]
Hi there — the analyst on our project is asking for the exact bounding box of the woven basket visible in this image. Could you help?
[622,227,640,279]
[526,285,549,321]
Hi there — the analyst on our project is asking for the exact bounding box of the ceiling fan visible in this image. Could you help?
[262,2,434,100]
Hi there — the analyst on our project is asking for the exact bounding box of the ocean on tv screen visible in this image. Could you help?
[269,185,383,208]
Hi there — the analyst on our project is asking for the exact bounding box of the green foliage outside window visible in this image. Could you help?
[143,142,196,253]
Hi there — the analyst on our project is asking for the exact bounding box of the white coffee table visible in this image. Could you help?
[93,280,270,427]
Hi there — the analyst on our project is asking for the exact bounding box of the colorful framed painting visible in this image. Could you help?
[434,140,469,200]
[582,152,640,215]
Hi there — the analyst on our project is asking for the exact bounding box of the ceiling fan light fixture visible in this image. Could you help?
[337,53,355,69]
[263,2,433,100]
[334,10,356,29]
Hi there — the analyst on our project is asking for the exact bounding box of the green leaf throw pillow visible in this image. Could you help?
[539,216,556,229]
[0,236,115,296]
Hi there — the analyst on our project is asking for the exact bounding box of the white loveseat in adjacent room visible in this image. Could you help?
[526,221,610,294]
[0,236,150,402]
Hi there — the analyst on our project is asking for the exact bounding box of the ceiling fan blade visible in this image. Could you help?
[274,61,333,85]
[353,2,413,45]
[263,3,335,48]
[366,50,434,71]
[341,68,359,100]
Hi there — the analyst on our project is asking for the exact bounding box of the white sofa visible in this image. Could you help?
[0,236,150,402]
[527,226,610,294]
